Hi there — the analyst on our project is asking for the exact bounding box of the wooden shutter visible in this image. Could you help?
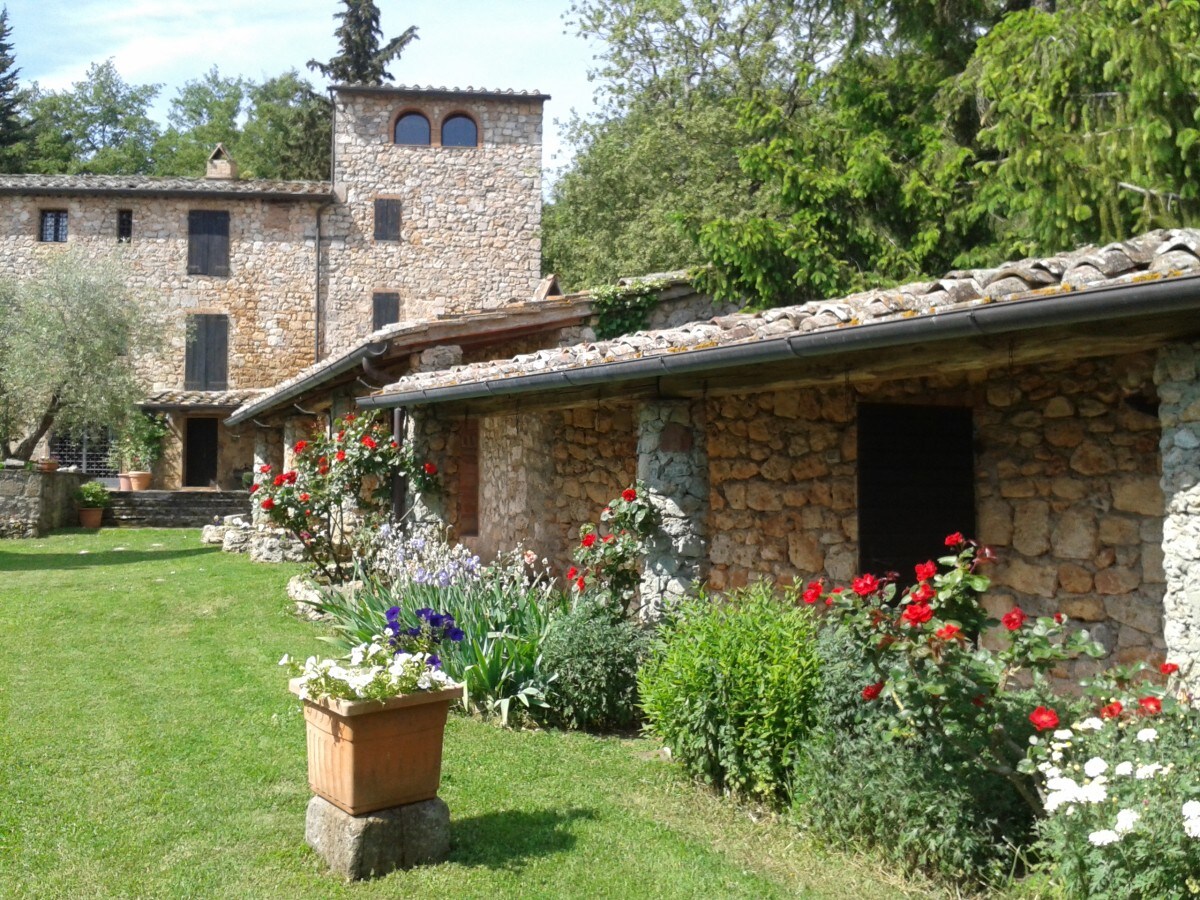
[372,292,400,330]
[857,404,975,578]
[188,211,230,276]
[374,199,401,241]
[184,314,229,390]
[457,418,480,536]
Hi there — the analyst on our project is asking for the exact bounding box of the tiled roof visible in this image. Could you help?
[226,296,593,424]
[374,228,1200,399]
[333,83,550,101]
[143,389,268,409]
[0,174,332,200]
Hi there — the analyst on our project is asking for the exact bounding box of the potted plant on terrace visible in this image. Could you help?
[282,607,465,815]
[109,412,169,491]
[73,481,111,529]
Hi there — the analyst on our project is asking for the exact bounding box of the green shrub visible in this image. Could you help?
[792,627,1034,887]
[637,581,821,801]
[73,481,111,508]
[539,599,650,732]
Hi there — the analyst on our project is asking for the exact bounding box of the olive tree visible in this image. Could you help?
[0,250,159,460]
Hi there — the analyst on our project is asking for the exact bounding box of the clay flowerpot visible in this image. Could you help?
[78,507,103,529]
[37,459,59,473]
[289,679,462,815]
[117,473,132,491]
[127,471,152,491]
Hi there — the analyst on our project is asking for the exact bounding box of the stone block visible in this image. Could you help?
[1069,443,1116,476]
[1059,595,1105,620]
[1112,476,1164,516]
[787,534,824,574]
[1057,564,1093,595]
[997,559,1057,597]
[1094,566,1140,595]
[200,524,227,545]
[305,795,450,880]
[1051,511,1098,559]
[1012,500,1050,555]
[1098,515,1140,546]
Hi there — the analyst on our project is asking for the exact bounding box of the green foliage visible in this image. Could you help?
[22,60,161,174]
[108,412,170,472]
[314,557,564,726]
[588,279,668,339]
[72,481,111,509]
[793,627,1035,886]
[571,482,659,616]
[539,598,651,732]
[0,250,159,460]
[151,67,249,177]
[0,7,27,173]
[239,73,331,181]
[307,0,418,86]
[637,581,822,800]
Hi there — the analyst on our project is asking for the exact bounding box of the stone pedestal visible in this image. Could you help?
[305,795,450,880]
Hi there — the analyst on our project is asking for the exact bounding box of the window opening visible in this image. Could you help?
[39,210,68,242]
[184,314,229,390]
[441,114,478,148]
[372,292,400,330]
[117,209,133,243]
[187,210,230,276]
[394,112,431,146]
[374,199,401,241]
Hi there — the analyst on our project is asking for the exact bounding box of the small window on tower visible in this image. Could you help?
[39,210,68,242]
[117,209,133,243]
[394,112,431,146]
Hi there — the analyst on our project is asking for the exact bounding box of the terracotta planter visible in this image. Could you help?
[37,459,59,473]
[78,507,103,529]
[117,473,132,491]
[290,679,462,815]
[127,471,152,491]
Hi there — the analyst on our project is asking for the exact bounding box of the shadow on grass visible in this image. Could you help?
[450,807,597,870]
[0,546,220,572]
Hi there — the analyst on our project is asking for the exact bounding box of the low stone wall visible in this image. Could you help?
[0,469,88,537]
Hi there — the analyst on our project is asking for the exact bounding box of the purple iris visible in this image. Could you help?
[447,627,465,642]
[426,654,442,669]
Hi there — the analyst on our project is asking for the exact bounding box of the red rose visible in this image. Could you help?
[260,497,275,511]
[361,435,377,449]
[299,492,310,502]
[581,533,597,548]
[1054,613,1065,624]
[802,581,823,605]
[851,573,880,597]
[944,532,965,547]
[1161,662,1180,675]
[336,431,344,441]
[603,534,614,543]
[249,483,259,494]
[566,566,578,581]
[1138,696,1162,715]
[285,471,297,484]
[335,450,346,462]
[861,682,884,702]
[935,623,961,640]
[622,488,637,502]
[390,441,398,449]
[259,464,271,474]
[910,582,935,604]
[1029,706,1059,731]
[273,474,286,487]
[318,465,330,475]
[293,440,307,454]
[1100,701,1123,719]
[901,602,933,626]
[574,576,586,591]
[1002,607,1027,631]
[915,560,937,582]
[423,462,437,476]
[343,413,356,423]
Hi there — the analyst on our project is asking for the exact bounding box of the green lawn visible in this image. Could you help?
[0,529,942,898]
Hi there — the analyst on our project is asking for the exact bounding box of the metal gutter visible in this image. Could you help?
[226,340,390,426]
[0,185,333,202]
[332,84,551,102]
[358,272,1200,410]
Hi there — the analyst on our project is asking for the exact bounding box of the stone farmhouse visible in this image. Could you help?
[0,84,548,489]
[354,229,1200,685]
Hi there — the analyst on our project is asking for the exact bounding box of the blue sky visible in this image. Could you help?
[4,0,602,175]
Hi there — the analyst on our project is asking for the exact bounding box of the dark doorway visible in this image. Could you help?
[185,418,219,488]
[857,404,976,577]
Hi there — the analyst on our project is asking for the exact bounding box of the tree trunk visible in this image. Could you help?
[11,395,60,460]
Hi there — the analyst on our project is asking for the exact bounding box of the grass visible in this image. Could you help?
[0,528,944,898]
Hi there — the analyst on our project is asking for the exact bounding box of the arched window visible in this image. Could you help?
[394,112,431,146]
[441,114,478,148]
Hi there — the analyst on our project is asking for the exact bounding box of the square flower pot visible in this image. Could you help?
[290,679,462,815]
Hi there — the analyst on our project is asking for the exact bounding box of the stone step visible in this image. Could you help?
[105,490,251,528]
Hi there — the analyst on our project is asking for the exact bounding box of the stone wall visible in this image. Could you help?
[1155,341,1200,689]
[0,469,87,537]
[324,89,544,356]
[703,352,1165,676]
[0,194,322,392]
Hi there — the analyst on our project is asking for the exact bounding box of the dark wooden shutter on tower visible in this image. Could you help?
[374,199,401,241]
[857,404,975,578]
[187,210,230,276]
[372,292,400,330]
[457,418,480,536]
[185,314,229,390]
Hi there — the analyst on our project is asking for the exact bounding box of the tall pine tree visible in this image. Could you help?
[307,0,418,85]
[0,6,27,172]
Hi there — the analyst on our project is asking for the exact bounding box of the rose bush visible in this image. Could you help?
[253,411,438,582]
[570,482,658,617]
